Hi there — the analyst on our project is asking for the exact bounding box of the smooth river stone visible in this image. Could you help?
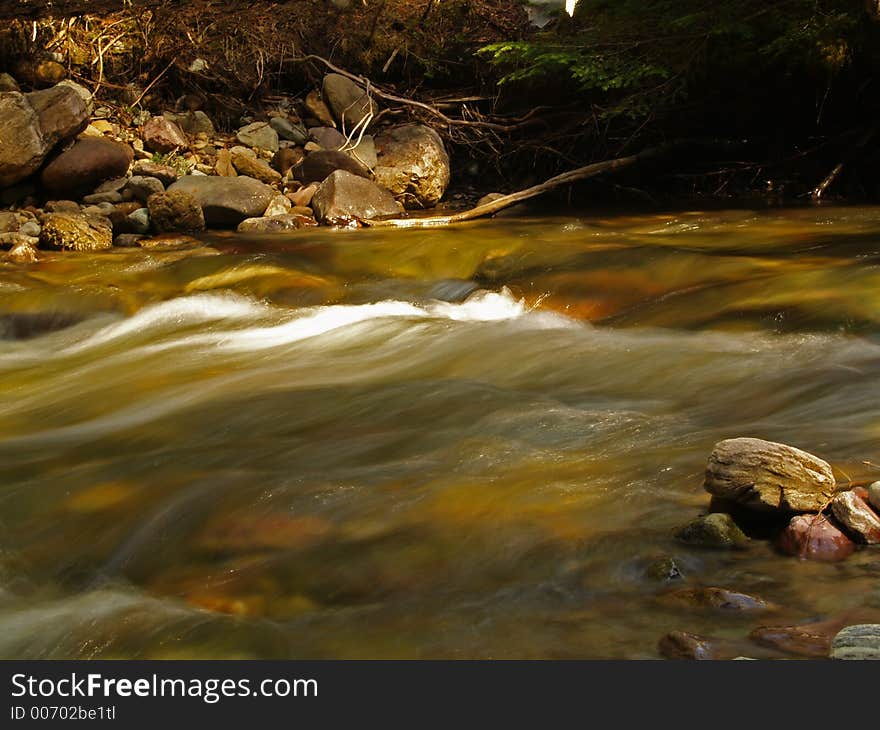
[704,437,835,513]
[674,512,750,549]
[659,587,773,613]
[831,490,880,543]
[868,481,880,513]
[776,514,855,561]
[831,624,880,660]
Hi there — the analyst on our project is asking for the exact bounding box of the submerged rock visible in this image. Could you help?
[831,490,880,544]
[659,586,773,613]
[311,170,402,224]
[236,214,317,233]
[776,513,855,561]
[658,631,741,660]
[831,624,880,660]
[674,513,750,549]
[703,437,835,513]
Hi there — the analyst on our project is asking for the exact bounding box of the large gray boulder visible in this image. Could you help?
[311,170,402,225]
[0,84,89,188]
[322,73,377,131]
[167,176,274,227]
[373,124,450,208]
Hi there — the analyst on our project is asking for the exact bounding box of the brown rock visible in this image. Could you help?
[287,183,317,208]
[658,631,738,660]
[147,190,205,234]
[703,437,835,513]
[831,491,880,544]
[374,124,450,208]
[750,622,837,658]
[236,214,318,233]
[272,147,304,175]
[167,176,274,227]
[215,149,237,177]
[304,90,336,128]
[138,234,202,251]
[870,482,880,513]
[322,73,377,130]
[39,213,113,251]
[294,150,371,185]
[231,151,282,185]
[142,117,188,154]
[309,126,347,151]
[33,61,67,87]
[130,160,180,185]
[311,170,402,225]
[0,93,46,188]
[777,514,855,561]
[40,138,133,198]
[4,241,38,263]
[659,587,773,613]
[27,85,89,148]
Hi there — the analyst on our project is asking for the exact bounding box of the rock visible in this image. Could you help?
[142,117,188,154]
[674,513,750,549]
[478,192,506,207]
[95,176,129,194]
[288,183,317,208]
[264,194,292,217]
[294,150,371,184]
[19,220,41,238]
[322,73,378,129]
[348,134,377,169]
[45,200,80,213]
[659,587,773,613]
[703,437,835,513]
[138,234,202,251]
[230,151,282,185]
[0,93,46,188]
[82,191,122,205]
[304,90,336,128]
[56,80,94,116]
[4,241,37,263]
[831,490,880,543]
[126,208,151,235]
[114,234,145,248]
[26,84,89,149]
[658,631,738,660]
[272,147,304,176]
[130,160,179,185]
[124,176,165,204]
[32,60,67,87]
[311,170,402,225]
[750,617,851,658]
[270,117,309,144]
[167,176,273,227]
[831,624,880,660]
[147,190,205,234]
[309,126,348,151]
[0,211,20,232]
[776,514,855,561]
[214,149,237,177]
[39,213,113,251]
[868,482,880,513]
[0,73,18,92]
[236,122,279,152]
[164,110,214,136]
[643,556,685,583]
[236,214,317,233]
[373,124,450,208]
[40,138,133,198]
[0,232,38,249]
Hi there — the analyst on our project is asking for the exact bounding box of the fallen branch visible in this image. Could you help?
[365,152,642,228]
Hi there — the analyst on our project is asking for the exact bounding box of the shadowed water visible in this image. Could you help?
[1,206,880,658]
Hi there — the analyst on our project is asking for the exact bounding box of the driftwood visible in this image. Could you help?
[704,437,836,513]
[365,153,642,228]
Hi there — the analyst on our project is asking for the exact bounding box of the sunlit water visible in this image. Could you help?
[2,206,880,659]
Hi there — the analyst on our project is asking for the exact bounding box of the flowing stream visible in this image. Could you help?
[1,206,880,658]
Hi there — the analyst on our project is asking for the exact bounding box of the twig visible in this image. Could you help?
[130,56,177,108]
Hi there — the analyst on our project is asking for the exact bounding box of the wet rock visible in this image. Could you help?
[750,618,849,658]
[236,214,317,233]
[776,513,855,561]
[660,587,773,613]
[236,122,279,152]
[264,194,292,217]
[147,190,205,234]
[138,234,202,251]
[703,437,835,513]
[39,213,113,252]
[831,624,880,660]
[270,116,309,144]
[0,93,48,188]
[40,138,133,198]
[271,147,304,176]
[294,150,372,184]
[309,126,348,151]
[304,90,336,128]
[0,73,18,92]
[114,233,145,248]
[19,220,41,238]
[322,73,378,129]
[674,513,750,549]
[82,191,122,205]
[123,175,165,204]
[374,124,450,208]
[831,490,880,544]
[0,232,38,249]
[167,176,273,227]
[868,482,880,513]
[130,160,179,185]
[142,117,188,154]
[311,170,402,224]
[658,631,739,660]
[643,556,685,583]
[126,208,151,235]
[230,150,282,185]
[4,241,38,263]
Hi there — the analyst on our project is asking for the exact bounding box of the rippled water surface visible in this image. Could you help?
[2,206,880,658]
